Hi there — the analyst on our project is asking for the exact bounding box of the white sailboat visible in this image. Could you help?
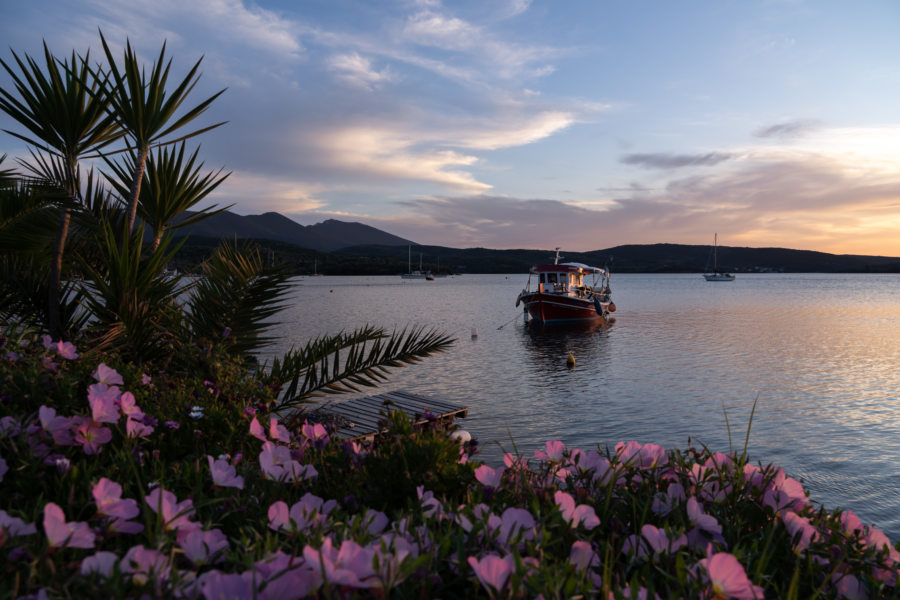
[401,246,430,279]
[703,233,735,281]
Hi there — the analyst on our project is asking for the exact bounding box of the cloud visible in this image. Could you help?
[754,119,822,140]
[328,52,396,90]
[620,152,735,169]
[315,126,492,193]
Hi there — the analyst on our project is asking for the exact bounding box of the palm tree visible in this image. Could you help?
[0,43,122,337]
[104,142,231,252]
[98,31,226,235]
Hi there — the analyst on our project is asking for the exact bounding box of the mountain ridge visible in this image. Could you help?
[168,211,900,274]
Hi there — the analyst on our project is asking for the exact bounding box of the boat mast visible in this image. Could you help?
[713,233,718,272]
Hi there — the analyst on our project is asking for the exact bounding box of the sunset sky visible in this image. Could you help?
[2,0,899,255]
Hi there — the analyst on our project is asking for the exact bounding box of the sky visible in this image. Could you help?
[2,0,900,255]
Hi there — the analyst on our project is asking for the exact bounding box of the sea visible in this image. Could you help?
[264,272,900,541]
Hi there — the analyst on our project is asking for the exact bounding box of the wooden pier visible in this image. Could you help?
[313,390,468,443]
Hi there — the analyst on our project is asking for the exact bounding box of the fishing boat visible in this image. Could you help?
[516,248,614,322]
[703,233,735,281]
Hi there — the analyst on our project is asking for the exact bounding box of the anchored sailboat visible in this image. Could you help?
[703,233,735,281]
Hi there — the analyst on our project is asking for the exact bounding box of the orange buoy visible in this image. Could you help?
[608,301,616,312]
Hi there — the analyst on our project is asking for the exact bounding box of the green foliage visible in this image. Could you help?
[79,223,185,364]
[186,238,292,357]
[309,410,475,516]
[271,325,455,410]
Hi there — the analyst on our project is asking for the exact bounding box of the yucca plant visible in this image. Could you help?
[97,31,226,235]
[79,221,186,364]
[0,43,121,337]
[103,141,231,252]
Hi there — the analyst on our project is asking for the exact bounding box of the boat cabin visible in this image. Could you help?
[530,263,609,298]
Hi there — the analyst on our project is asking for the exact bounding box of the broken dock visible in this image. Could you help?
[313,390,468,443]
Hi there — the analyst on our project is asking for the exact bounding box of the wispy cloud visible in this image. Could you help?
[620,153,735,169]
[754,119,822,140]
[328,52,396,90]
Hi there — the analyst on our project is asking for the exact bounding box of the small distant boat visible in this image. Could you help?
[401,246,430,279]
[310,255,324,277]
[516,248,614,323]
[703,233,735,282]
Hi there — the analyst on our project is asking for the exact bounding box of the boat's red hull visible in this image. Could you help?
[520,292,603,322]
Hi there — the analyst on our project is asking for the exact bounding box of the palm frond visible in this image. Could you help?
[269,326,455,411]
[186,239,291,357]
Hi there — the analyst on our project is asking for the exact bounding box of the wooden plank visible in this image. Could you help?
[314,390,467,442]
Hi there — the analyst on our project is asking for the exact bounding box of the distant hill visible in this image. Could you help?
[172,211,412,251]
[169,211,900,274]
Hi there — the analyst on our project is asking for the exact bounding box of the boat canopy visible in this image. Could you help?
[531,262,607,275]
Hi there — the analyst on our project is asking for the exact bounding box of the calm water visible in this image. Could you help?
[266,273,900,540]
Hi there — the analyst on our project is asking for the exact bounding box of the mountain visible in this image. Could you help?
[172,211,413,251]
[169,211,900,274]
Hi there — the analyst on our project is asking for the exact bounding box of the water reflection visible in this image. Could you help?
[519,318,611,370]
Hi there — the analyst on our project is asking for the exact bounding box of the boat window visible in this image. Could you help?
[547,273,557,283]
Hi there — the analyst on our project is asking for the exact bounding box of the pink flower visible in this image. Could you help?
[74,419,112,455]
[832,573,868,600]
[268,493,336,533]
[43,502,95,549]
[496,507,536,543]
[0,509,37,537]
[253,550,323,600]
[554,490,600,530]
[616,441,668,468]
[54,340,79,360]
[207,455,244,489]
[570,540,601,570]
[38,405,75,445]
[92,363,124,386]
[120,544,170,585]
[93,477,140,520]
[249,417,267,442]
[177,527,229,565]
[301,421,329,446]
[87,383,121,424]
[782,511,819,552]
[259,442,317,482]
[141,373,152,386]
[698,552,764,599]
[570,541,603,586]
[652,482,686,517]
[474,464,504,488]
[269,418,291,443]
[687,497,722,535]
[640,523,687,554]
[126,418,154,438]
[576,450,614,484]
[352,509,389,535]
[417,487,445,519]
[200,570,255,599]
[118,392,144,420]
[534,440,566,461]
[303,538,377,588]
[145,488,196,532]
[80,551,119,578]
[467,553,514,595]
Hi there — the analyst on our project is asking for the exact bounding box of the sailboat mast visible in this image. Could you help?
[713,233,718,271]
